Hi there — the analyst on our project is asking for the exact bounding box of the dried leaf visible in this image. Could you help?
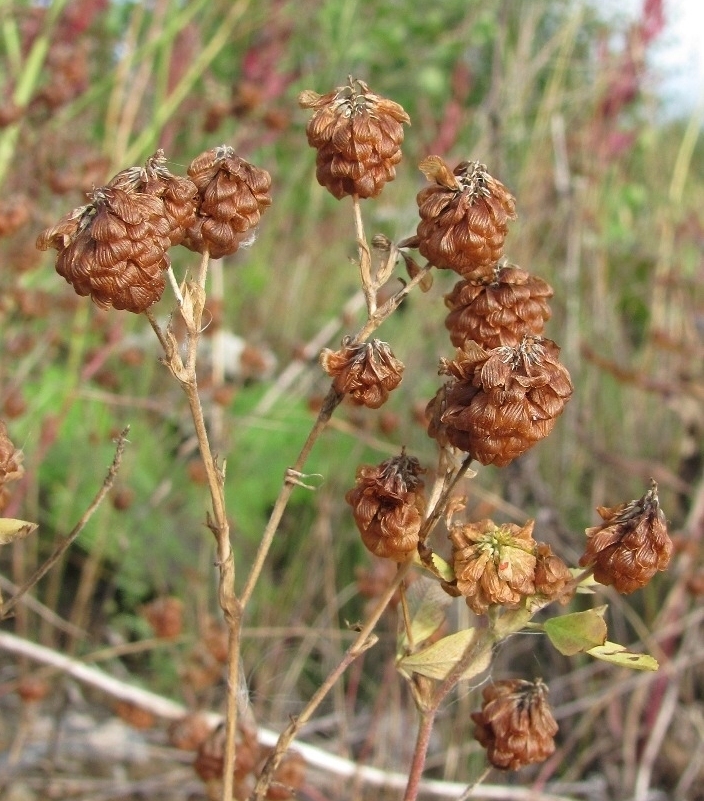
[418,156,459,189]
[544,606,608,656]
[0,519,38,546]
[397,628,491,681]
[588,641,659,671]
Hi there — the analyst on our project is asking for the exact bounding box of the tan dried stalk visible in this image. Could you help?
[145,249,242,801]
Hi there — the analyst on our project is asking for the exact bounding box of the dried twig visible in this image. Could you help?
[0,427,129,621]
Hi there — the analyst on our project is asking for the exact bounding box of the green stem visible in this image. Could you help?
[0,0,70,187]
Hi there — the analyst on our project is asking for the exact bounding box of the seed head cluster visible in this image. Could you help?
[579,480,672,593]
[428,337,573,466]
[37,147,271,313]
[472,679,558,770]
[299,77,410,199]
[345,453,426,561]
[0,419,24,513]
[320,339,404,409]
[448,519,572,613]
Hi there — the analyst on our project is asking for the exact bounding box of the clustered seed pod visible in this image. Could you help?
[140,596,184,639]
[0,419,24,513]
[38,147,271,311]
[449,519,537,614]
[533,543,573,604]
[0,195,30,238]
[182,145,272,259]
[444,264,554,350]
[427,337,573,467]
[299,77,410,199]
[107,150,198,246]
[345,452,426,560]
[320,339,404,409]
[37,184,172,313]
[411,156,516,280]
[472,679,558,770]
[579,480,672,593]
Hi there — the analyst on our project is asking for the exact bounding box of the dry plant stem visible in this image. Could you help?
[352,194,375,315]
[403,624,495,801]
[0,428,129,621]
[151,248,241,801]
[252,555,415,800]
[240,386,343,608]
[419,455,474,543]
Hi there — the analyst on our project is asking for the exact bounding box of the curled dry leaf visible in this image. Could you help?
[0,518,38,545]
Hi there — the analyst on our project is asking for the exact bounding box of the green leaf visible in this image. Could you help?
[588,641,659,671]
[544,606,608,656]
[397,576,451,653]
[0,519,38,546]
[569,568,598,593]
[413,549,455,582]
[492,607,533,639]
[397,628,492,681]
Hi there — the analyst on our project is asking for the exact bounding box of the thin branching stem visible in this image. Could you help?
[352,193,375,315]
[0,428,129,621]
[252,554,415,800]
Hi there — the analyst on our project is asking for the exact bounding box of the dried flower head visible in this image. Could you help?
[579,480,672,593]
[194,722,260,792]
[472,679,558,770]
[140,596,184,639]
[320,338,404,409]
[412,157,516,279]
[430,336,573,466]
[534,542,573,604]
[299,77,410,199]
[345,452,426,560]
[0,195,30,238]
[37,185,171,313]
[0,419,25,513]
[182,145,272,259]
[449,519,537,614]
[444,264,553,350]
[108,150,198,246]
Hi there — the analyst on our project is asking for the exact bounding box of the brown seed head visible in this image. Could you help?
[182,145,272,259]
[430,336,573,466]
[194,722,260,790]
[579,480,672,593]
[345,452,426,560]
[449,519,536,614]
[0,195,30,238]
[320,338,404,409]
[415,157,516,279]
[534,542,573,604]
[299,77,410,199]
[0,419,24,513]
[444,264,553,350]
[472,679,558,770]
[108,150,198,246]
[37,184,172,313]
[140,596,184,639]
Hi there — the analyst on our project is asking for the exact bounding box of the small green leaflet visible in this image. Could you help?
[0,519,38,546]
[397,576,452,653]
[588,641,659,671]
[544,606,608,656]
[397,628,492,681]
[413,549,455,582]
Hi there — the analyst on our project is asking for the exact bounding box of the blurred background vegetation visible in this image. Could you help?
[0,0,702,798]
